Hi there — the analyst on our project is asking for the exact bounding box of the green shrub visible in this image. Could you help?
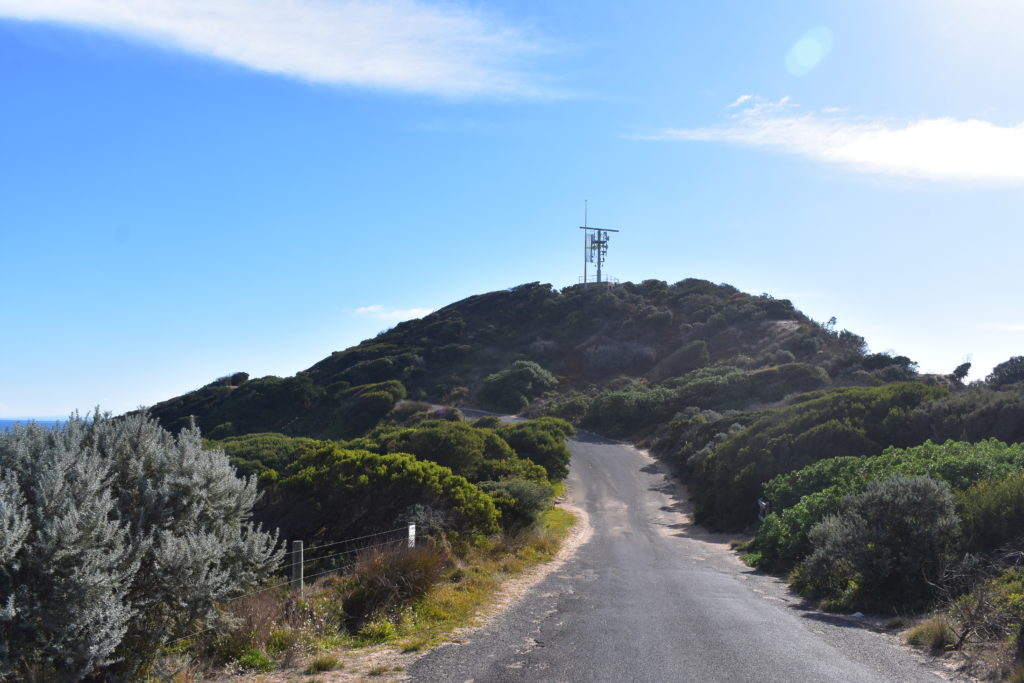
[543,393,593,425]
[383,421,491,479]
[476,456,549,485]
[795,476,959,609]
[582,385,676,437]
[753,440,1024,572]
[479,479,555,532]
[957,472,1024,553]
[937,565,1024,653]
[236,647,275,672]
[263,446,500,542]
[306,655,341,673]
[498,419,574,481]
[209,432,327,478]
[750,486,847,572]
[693,382,949,529]
[479,361,558,413]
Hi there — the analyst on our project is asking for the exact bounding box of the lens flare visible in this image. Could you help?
[785,26,833,76]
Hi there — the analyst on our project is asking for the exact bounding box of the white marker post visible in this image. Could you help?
[290,540,304,597]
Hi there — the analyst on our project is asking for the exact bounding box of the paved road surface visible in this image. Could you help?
[408,432,962,682]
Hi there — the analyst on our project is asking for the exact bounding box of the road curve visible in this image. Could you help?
[408,432,962,682]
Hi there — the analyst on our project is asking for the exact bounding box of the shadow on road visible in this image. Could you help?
[790,604,892,634]
[639,459,746,546]
[572,429,622,445]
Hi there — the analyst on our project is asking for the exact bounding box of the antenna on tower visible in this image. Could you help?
[578,205,621,285]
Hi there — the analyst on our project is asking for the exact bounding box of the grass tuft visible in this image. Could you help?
[305,655,340,673]
[906,617,953,652]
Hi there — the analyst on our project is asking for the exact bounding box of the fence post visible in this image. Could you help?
[291,540,304,597]
[408,524,416,548]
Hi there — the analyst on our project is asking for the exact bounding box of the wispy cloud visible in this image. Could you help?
[352,305,433,322]
[726,94,753,108]
[0,0,554,97]
[647,96,1024,184]
[984,323,1024,332]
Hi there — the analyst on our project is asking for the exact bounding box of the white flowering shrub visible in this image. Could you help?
[0,413,283,680]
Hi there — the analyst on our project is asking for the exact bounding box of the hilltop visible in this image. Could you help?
[148,278,917,440]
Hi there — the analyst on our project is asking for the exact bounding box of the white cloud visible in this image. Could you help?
[649,96,1024,184]
[352,305,433,321]
[0,0,552,97]
[727,94,753,108]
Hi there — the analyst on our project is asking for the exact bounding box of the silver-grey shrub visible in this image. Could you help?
[0,413,283,680]
[795,474,959,609]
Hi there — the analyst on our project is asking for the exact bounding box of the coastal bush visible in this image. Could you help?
[210,432,327,478]
[0,413,282,680]
[691,382,948,529]
[582,384,675,437]
[262,446,499,544]
[479,361,558,413]
[794,476,959,609]
[752,439,1024,571]
[957,471,1024,553]
[497,418,574,482]
[478,478,555,532]
[382,421,490,479]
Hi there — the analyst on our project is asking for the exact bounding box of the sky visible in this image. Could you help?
[2,0,1023,417]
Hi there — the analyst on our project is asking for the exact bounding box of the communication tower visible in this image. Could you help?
[579,204,620,285]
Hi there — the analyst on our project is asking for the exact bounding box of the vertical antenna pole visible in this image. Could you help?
[583,200,588,284]
[578,212,619,286]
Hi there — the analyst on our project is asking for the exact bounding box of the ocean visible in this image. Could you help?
[0,419,62,432]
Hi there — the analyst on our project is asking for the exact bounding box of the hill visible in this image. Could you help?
[148,278,915,440]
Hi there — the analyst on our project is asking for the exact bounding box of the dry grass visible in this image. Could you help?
[906,617,954,652]
[172,505,580,680]
[393,506,577,651]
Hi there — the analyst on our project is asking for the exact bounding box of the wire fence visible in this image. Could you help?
[165,525,418,647]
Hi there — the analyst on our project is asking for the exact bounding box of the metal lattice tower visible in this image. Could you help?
[579,205,620,285]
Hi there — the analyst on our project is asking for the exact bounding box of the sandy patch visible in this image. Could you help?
[453,495,592,631]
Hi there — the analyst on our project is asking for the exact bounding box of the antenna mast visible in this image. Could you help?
[578,205,621,285]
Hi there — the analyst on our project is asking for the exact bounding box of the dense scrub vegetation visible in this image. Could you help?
[210,414,574,541]
[0,406,576,679]
[132,280,1024,675]
[148,279,885,440]
[0,414,281,680]
[686,382,948,528]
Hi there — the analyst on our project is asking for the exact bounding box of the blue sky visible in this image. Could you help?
[2,0,1022,417]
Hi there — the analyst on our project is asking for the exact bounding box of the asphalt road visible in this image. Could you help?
[408,431,963,683]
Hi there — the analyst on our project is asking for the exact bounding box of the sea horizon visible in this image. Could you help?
[0,418,63,431]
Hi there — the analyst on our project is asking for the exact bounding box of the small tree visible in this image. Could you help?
[952,362,972,383]
[986,356,1024,388]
